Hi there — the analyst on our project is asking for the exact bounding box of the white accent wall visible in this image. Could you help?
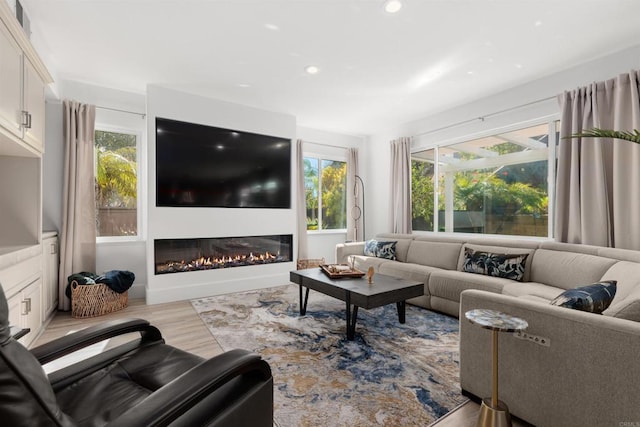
[145,85,297,304]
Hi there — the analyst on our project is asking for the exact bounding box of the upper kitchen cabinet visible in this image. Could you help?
[22,57,45,151]
[0,1,52,157]
[0,19,23,141]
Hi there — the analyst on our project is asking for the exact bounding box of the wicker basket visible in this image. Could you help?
[296,258,326,270]
[71,280,128,318]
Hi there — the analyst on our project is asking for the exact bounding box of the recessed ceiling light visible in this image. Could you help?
[237,83,251,88]
[384,0,402,13]
[305,65,320,75]
[534,20,542,27]
[264,23,279,31]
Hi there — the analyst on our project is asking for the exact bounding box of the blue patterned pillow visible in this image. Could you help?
[363,239,397,260]
[462,248,529,282]
[550,281,617,314]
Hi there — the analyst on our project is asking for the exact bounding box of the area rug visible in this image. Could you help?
[191,284,466,426]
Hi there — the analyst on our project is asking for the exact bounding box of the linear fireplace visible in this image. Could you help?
[154,234,293,275]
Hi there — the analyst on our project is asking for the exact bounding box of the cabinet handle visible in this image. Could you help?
[21,299,28,315]
[21,111,32,129]
[50,243,57,254]
[25,298,31,313]
[21,110,29,127]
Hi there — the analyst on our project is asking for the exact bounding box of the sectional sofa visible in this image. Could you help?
[336,233,640,427]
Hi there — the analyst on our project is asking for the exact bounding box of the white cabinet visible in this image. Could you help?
[0,2,50,156]
[22,58,45,152]
[0,245,43,348]
[42,233,59,318]
[0,0,53,349]
[6,278,42,348]
[22,278,42,345]
[0,19,22,140]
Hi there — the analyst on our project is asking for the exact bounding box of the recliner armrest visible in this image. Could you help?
[30,318,163,365]
[107,348,272,427]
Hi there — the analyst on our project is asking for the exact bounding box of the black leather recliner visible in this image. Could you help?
[0,285,273,426]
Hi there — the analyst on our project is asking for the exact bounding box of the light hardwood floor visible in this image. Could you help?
[34,298,224,359]
[35,300,530,427]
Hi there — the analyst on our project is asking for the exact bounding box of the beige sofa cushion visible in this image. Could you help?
[391,238,412,263]
[597,247,640,263]
[406,240,463,270]
[538,241,600,255]
[351,255,390,272]
[428,270,511,302]
[378,261,438,290]
[601,261,640,321]
[456,244,536,282]
[501,281,564,302]
[529,249,617,290]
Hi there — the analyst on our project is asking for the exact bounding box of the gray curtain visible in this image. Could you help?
[58,100,97,310]
[556,70,640,249]
[296,139,309,260]
[389,137,412,234]
[346,148,363,241]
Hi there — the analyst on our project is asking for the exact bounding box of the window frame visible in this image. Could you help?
[410,116,559,239]
[94,123,143,243]
[303,151,348,234]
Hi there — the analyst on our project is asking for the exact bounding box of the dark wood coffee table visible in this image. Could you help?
[289,268,424,340]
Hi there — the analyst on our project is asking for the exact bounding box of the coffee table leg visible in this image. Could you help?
[345,292,358,340]
[396,301,406,324]
[299,286,310,315]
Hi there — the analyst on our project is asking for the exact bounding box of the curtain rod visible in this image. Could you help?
[302,140,350,150]
[414,95,557,138]
[96,105,146,118]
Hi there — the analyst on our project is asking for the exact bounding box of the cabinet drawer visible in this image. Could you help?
[0,253,42,297]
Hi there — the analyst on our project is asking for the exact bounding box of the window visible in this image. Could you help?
[95,129,139,237]
[304,157,347,230]
[412,122,557,237]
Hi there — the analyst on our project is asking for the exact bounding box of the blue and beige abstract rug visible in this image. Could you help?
[191,284,466,426]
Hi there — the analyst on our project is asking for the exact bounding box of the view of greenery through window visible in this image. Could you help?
[304,157,347,230]
[412,122,554,237]
[95,130,138,237]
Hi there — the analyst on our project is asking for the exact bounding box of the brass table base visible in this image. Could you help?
[476,398,512,427]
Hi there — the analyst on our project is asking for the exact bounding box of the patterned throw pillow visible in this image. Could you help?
[550,280,617,314]
[363,239,397,260]
[462,248,529,282]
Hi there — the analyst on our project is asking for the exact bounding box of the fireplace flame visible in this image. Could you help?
[156,250,286,274]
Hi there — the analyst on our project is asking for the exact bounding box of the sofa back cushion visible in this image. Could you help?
[406,240,463,270]
[456,244,536,282]
[529,249,617,290]
[601,261,640,321]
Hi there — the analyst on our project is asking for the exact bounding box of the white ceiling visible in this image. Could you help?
[21,0,640,136]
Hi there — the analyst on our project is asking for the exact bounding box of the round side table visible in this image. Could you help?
[465,309,528,427]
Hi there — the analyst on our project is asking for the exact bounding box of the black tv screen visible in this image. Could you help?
[156,117,291,208]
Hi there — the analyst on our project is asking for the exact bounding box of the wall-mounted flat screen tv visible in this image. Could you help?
[156,117,291,208]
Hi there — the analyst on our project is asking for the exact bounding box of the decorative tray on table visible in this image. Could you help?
[319,264,366,279]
